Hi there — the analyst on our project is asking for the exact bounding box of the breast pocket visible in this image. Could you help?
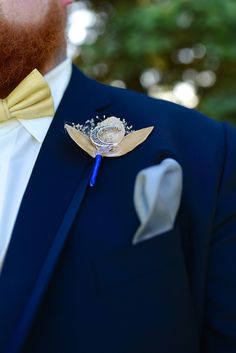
[93,227,185,292]
[90,227,198,353]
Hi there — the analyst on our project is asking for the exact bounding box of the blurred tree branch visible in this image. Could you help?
[74,0,236,123]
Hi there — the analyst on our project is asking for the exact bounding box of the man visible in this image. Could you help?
[0,1,236,352]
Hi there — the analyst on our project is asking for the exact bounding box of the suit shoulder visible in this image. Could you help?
[74,68,226,146]
[94,79,223,138]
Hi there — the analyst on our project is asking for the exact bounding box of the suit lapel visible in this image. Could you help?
[0,67,110,353]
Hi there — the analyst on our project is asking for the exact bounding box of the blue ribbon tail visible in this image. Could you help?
[90,155,103,187]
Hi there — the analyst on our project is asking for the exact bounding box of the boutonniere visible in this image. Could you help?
[65,116,154,187]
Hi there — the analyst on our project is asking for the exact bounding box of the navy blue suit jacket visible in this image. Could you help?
[0,66,236,353]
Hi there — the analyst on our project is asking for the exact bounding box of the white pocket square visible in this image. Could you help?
[133,158,183,245]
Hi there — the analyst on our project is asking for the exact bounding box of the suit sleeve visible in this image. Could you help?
[203,122,236,352]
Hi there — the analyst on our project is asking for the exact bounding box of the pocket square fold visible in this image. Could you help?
[133,158,183,245]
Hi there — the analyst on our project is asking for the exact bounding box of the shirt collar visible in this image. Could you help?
[19,58,72,143]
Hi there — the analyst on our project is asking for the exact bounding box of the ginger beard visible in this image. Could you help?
[0,1,67,98]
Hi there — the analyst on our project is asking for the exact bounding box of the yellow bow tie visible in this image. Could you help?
[0,69,55,123]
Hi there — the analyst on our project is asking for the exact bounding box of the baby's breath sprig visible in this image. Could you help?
[72,116,134,138]
[65,115,154,188]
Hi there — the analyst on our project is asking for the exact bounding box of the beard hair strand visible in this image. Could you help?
[0,2,67,98]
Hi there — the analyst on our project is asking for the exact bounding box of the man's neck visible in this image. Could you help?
[41,48,67,76]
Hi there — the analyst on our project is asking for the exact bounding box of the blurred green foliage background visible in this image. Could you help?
[72,0,236,123]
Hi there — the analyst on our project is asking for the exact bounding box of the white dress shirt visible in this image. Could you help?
[0,58,72,270]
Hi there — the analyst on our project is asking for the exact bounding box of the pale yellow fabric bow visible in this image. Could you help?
[0,69,54,123]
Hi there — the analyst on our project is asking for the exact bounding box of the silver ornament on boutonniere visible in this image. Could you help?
[65,116,154,187]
